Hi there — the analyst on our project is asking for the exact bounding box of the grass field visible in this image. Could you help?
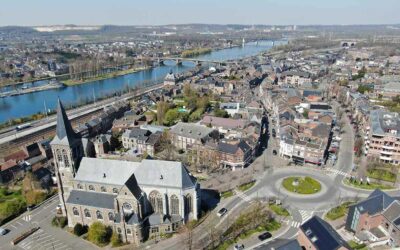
[344,179,394,190]
[325,201,355,221]
[282,176,321,194]
[367,169,397,183]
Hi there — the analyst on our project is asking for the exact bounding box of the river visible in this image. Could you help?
[0,40,285,123]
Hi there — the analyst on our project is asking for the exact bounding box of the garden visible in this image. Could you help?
[282,176,321,194]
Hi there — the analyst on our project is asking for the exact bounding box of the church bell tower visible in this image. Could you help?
[50,99,83,216]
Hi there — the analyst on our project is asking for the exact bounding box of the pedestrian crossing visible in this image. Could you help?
[289,220,301,228]
[234,190,254,203]
[326,168,350,178]
[299,210,313,223]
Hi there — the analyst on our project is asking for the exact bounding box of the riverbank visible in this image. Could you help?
[0,81,64,98]
[61,66,150,86]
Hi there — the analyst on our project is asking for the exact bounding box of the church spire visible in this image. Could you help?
[52,98,79,145]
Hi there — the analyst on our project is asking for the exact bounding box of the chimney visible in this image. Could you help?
[103,173,106,178]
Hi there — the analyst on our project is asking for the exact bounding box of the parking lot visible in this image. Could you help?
[17,228,72,250]
[0,195,95,250]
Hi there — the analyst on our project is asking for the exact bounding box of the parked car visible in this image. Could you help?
[217,208,228,217]
[258,232,272,241]
[234,244,245,250]
[0,227,9,236]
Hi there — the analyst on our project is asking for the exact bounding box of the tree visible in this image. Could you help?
[156,101,170,125]
[88,222,110,246]
[214,108,229,118]
[22,171,47,206]
[164,109,179,126]
[354,137,364,157]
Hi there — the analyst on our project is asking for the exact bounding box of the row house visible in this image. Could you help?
[121,128,161,157]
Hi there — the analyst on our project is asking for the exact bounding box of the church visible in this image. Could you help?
[50,99,200,245]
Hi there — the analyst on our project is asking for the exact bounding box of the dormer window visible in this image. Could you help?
[89,185,95,191]
[160,175,163,180]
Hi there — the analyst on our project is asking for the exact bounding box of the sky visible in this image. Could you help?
[0,0,398,26]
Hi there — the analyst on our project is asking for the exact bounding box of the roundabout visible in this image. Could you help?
[281,176,321,194]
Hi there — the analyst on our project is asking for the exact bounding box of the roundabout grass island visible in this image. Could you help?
[282,176,321,194]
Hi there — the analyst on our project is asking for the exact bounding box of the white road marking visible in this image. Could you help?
[299,210,314,224]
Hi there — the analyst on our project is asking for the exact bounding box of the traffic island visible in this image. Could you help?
[282,176,321,194]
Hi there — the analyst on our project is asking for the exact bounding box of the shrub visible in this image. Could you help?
[52,216,68,228]
[73,223,88,236]
[88,222,111,246]
[111,231,123,247]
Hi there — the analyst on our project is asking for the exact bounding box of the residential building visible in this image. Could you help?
[298,216,350,250]
[345,189,400,247]
[366,110,400,165]
[170,122,218,150]
[121,128,161,156]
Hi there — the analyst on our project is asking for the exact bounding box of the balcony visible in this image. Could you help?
[380,155,392,161]
[382,145,395,150]
[380,151,393,155]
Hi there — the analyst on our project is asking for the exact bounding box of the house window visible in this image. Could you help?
[89,185,95,191]
[112,188,118,194]
[127,229,132,235]
[151,227,159,233]
[100,186,106,192]
[170,195,179,215]
[73,207,79,216]
[96,211,103,220]
[117,227,122,234]
[108,212,114,221]
[84,209,91,218]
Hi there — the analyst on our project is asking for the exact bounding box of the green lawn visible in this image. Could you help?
[282,177,321,194]
[237,181,255,192]
[367,169,397,183]
[347,240,367,250]
[0,187,27,223]
[220,190,234,199]
[325,201,355,221]
[344,179,394,190]
[269,204,290,217]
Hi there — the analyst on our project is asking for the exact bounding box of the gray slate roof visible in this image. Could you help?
[50,99,81,146]
[67,190,116,209]
[74,158,196,190]
[135,160,196,189]
[300,216,349,250]
[75,158,139,186]
[170,122,215,140]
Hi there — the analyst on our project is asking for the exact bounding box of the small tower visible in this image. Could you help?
[50,99,83,216]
